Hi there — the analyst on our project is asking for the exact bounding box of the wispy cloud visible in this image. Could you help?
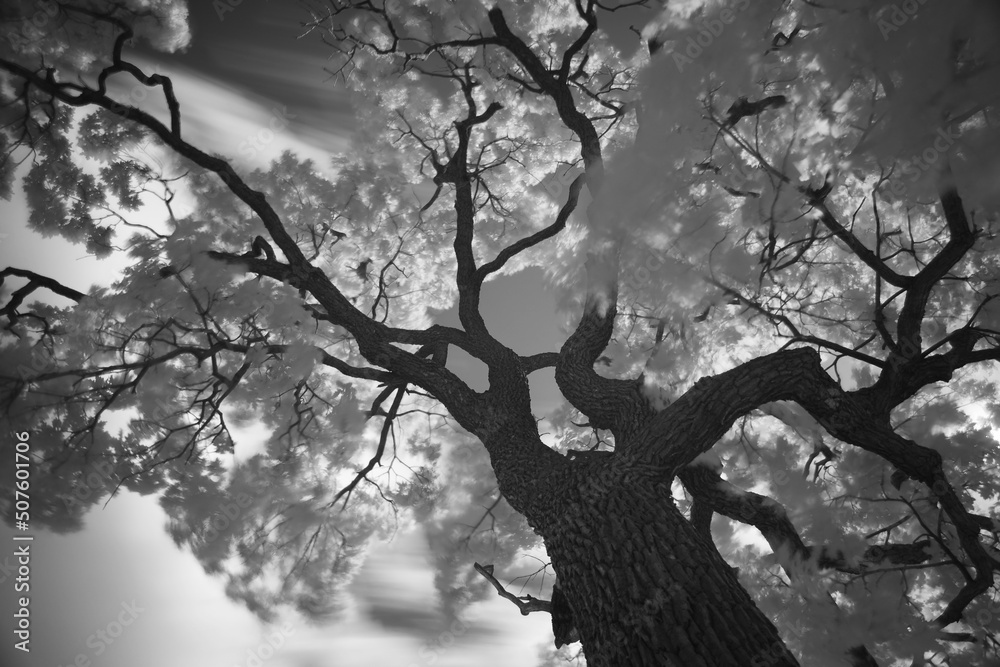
[110,55,352,174]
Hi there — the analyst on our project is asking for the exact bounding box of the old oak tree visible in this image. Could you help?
[2,1,1000,665]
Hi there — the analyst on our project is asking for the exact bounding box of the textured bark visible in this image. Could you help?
[476,412,802,665]
[534,463,799,667]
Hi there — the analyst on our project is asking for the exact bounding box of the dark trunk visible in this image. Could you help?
[531,468,799,667]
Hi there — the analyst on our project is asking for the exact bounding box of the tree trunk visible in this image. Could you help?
[539,472,799,667]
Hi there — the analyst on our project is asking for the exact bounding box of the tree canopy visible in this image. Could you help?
[3,1,1000,665]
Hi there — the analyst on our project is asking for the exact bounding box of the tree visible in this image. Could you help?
[3,0,1000,665]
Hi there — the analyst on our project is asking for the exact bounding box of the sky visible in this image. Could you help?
[0,3,567,666]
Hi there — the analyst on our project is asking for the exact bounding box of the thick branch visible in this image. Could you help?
[624,348,826,469]
[488,8,603,183]
[0,267,86,303]
[554,286,655,442]
[867,326,999,410]
[811,201,912,289]
[679,463,884,667]
[679,464,809,566]
[621,343,993,627]
[63,5,183,137]
[806,406,996,628]
[680,464,933,575]
[520,351,559,374]
[892,186,976,364]
[0,267,86,324]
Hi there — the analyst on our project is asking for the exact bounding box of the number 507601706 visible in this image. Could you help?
[14,431,30,526]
